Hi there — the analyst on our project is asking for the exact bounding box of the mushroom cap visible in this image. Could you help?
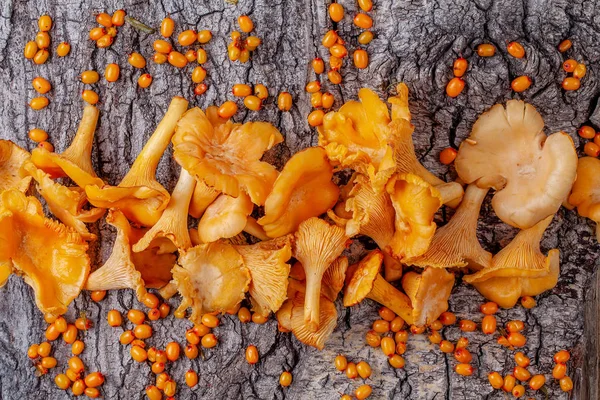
[172,242,250,325]
[172,106,283,206]
[234,236,293,315]
[189,179,220,219]
[455,100,577,229]
[343,250,384,306]
[569,157,600,223]
[386,173,442,260]
[291,292,338,350]
[401,267,455,326]
[197,192,253,243]
[0,189,89,316]
[0,140,32,193]
[258,147,339,238]
[318,88,396,192]
[276,299,293,332]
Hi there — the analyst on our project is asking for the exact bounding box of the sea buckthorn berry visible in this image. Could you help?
[146,385,162,400]
[37,141,53,151]
[29,128,48,143]
[365,330,381,347]
[456,337,469,349]
[558,39,572,53]
[96,13,112,28]
[106,27,117,37]
[56,42,70,57]
[190,66,207,84]
[164,380,177,397]
[186,329,200,345]
[507,332,527,348]
[178,30,197,46]
[322,92,335,109]
[38,15,52,32]
[185,344,199,359]
[156,303,169,318]
[305,81,321,95]
[358,31,374,45]
[520,296,536,309]
[562,77,581,91]
[112,9,126,26]
[512,384,525,397]
[345,362,358,379]
[32,77,51,94]
[252,313,269,324]
[446,77,465,98]
[107,310,122,327]
[155,350,167,363]
[453,57,468,77]
[41,356,57,369]
[160,17,174,38]
[573,63,587,80]
[390,316,405,332]
[131,345,148,362]
[196,48,208,64]
[127,309,146,325]
[322,30,338,48]
[146,347,157,362]
[232,84,252,97]
[585,142,600,157]
[554,350,570,363]
[244,95,262,111]
[84,387,100,398]
[330,44,348,58]
[72,340,85,355]
[104,63,120,82]
[37,342,51,357]
[197,29,212,44]
[28,344,40,359]
[428,330,442,344]
[480,301,499,315]
[439,147,457,165]
[511,76,532,93]
[395,342,406,355]
[185,370,199,387]
[455,364,474,376]
[68,356,85,373]
[277,92,293,111]
[153,39,172,54]
[193,83,208,96]
[498,336,510,347]
[410,325,426,334]
[563,59,577,73]
[81,70,100,84]
[529,374,545,390]
[335,354,347,371]
[185,49,197,62]
[381,337,395,357]
[66,368,80,382]
[71,379,85,395]
[311,92,323,108]
[55,373,71,390]
[201,333,218,348]
[24,41,38,59]
[134,324,152,339]
[513,366,531,382]
[312,58,325,74]
[35,31,50,49]
[388,354,405,368]
[506,321,525,332]
[395,330,409,343]
[454,348,472,363]
[477,43,496,57]
[128,52,146,69]
[488,372,503,389]
[481,315,497,334]
[54,317,67,333]
[245,36,261,49]
[308,110,325,127]
[148,308,160,321]
[96,34,113,48]
[119,330,134,345]
[353,49,369,69]
[459,319,476,332]
[167,51,188,68]
[254,84,268,99]
[328,3,344,22]
[353,13,373,29]
[372,319,390,333]
[75,317,92,331]
[279,371,292,387]
[560,376,573,392]
[89,27,106,41]
[514,352,530,367]
[238,15,254,32]
[439,340,455,353]
[165,342,180,361]
[90,290,107,302]
[378,306,396,321]
[85,372,104,388]
[580,126,597,139]
[355,384,372,400]
[358,0,373,11]
[218,101,238,119]
[507,42,525,58]
[553,363,567,379]
[33,49,49,64]
[357,361,371,379]
[30,96,49,110]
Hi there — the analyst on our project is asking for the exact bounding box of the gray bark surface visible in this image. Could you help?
[0,0,599,399]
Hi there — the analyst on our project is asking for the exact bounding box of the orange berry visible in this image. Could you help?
[365,330,381,347]
[554,350,570,364]
[312,57,325,74]
[38,15,52,32]
[481,315,497,334]
[388,354,405,368]
[201,333,218,348]
[24,41,38,59]
[506,320,525,332]
[353,49,369,69]
[381,337,395,357]
[529,374,545,390]
[192,66,207,84]
[184,344,199,359]
[455,363,474,376]
[334,354,347,371]
[488,372,503,389]
[584,142,600,157]
[453,57,468,77]
[446,77,466,97]
[345,362,358,379]
[186,370,199,387]
[218,101,238,119]
[454,348,472,363]
[477,43,496,57]
[137,74,153,88]
[558,39,572,53]
[520,296,536,309]
[514,352,531,368]
[559,376,573,392]
[573,63,587,80]
[307,110,325,127]
[194,83,208,96]
[112,9,126,26]
[562,77,581,91]
[96,12,113,28]
[439,312,456,325]
[277,92,293,111]
[353,13,373,29]
[513,366,531,382]
[279,371,292,387]
[160,17,175,38]
[507,332,527,348]
[507,41,525,58]
[439,147,457,165]
[563,59,577,73]
[552,363,567,380]
[84,372,105,388]
[128,52,146,69]
[439,340,455,353]
[30,96,49,110]
[178,30,197,46]
[503,375,516,392]
[358,30,374,45]
[459,319,476,332]
[322,30,338,48]
[511,76,532,92]
[512,384,526,397]
[168,51,188,68]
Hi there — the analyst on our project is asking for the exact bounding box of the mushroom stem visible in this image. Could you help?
[132,168,196,252]
[244,217,270,241]
[435,182,464,206]
[61,105,100,180]
[304,267,326,332]
[368,273,413,323]
[121,97,188,186]
[158,281,178,300]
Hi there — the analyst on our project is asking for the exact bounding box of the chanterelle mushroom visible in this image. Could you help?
[188,180,220,219]
[197,192,253,243]
[343,250,414,324]
[568,157,600,242]
[86,97,189,226]
[401,267,455,326]
[0,140,32,194]
[0,189,90,316]
[455,100,577,229]
[133,168,196,252]
[172,106,283,206]
[407,184,492,270]
[294,217,349,331]
[259,147,339,238]
[291,292,338,350]
[85,210,176,300]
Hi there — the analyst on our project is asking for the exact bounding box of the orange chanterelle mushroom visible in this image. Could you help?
[568,157,600,242]
[0,190,89,316]
[0,140,32,194]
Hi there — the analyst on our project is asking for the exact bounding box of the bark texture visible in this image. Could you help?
[0,0,599,399]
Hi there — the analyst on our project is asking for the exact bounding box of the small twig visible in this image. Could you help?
[126,16,155,33]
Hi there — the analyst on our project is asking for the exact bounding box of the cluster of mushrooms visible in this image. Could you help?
[0,84,597,349]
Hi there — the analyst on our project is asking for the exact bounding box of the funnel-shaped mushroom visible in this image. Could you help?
[343,250,414,324]
[22,161,104,241]
[401,267,455,326]
[259,147,339,237]
[86,97,189,226]
[407,184,492,270]
[0,140,32,193]
[133,168,196,252]
[318,88,396,192]
[234,236,293,315]
[294,217,349,331]
[189,180,220,218]
[197,192,253,243]
[464,215,555,284]
[0,190,89,316]
[455,100,577,229]
[290,292,337,350]
[172,242,250,325]
[385,173,446,261]
[172,106,283,206]
[85,210,176,300]
[568,157,600,242]
[31,105,104,188]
